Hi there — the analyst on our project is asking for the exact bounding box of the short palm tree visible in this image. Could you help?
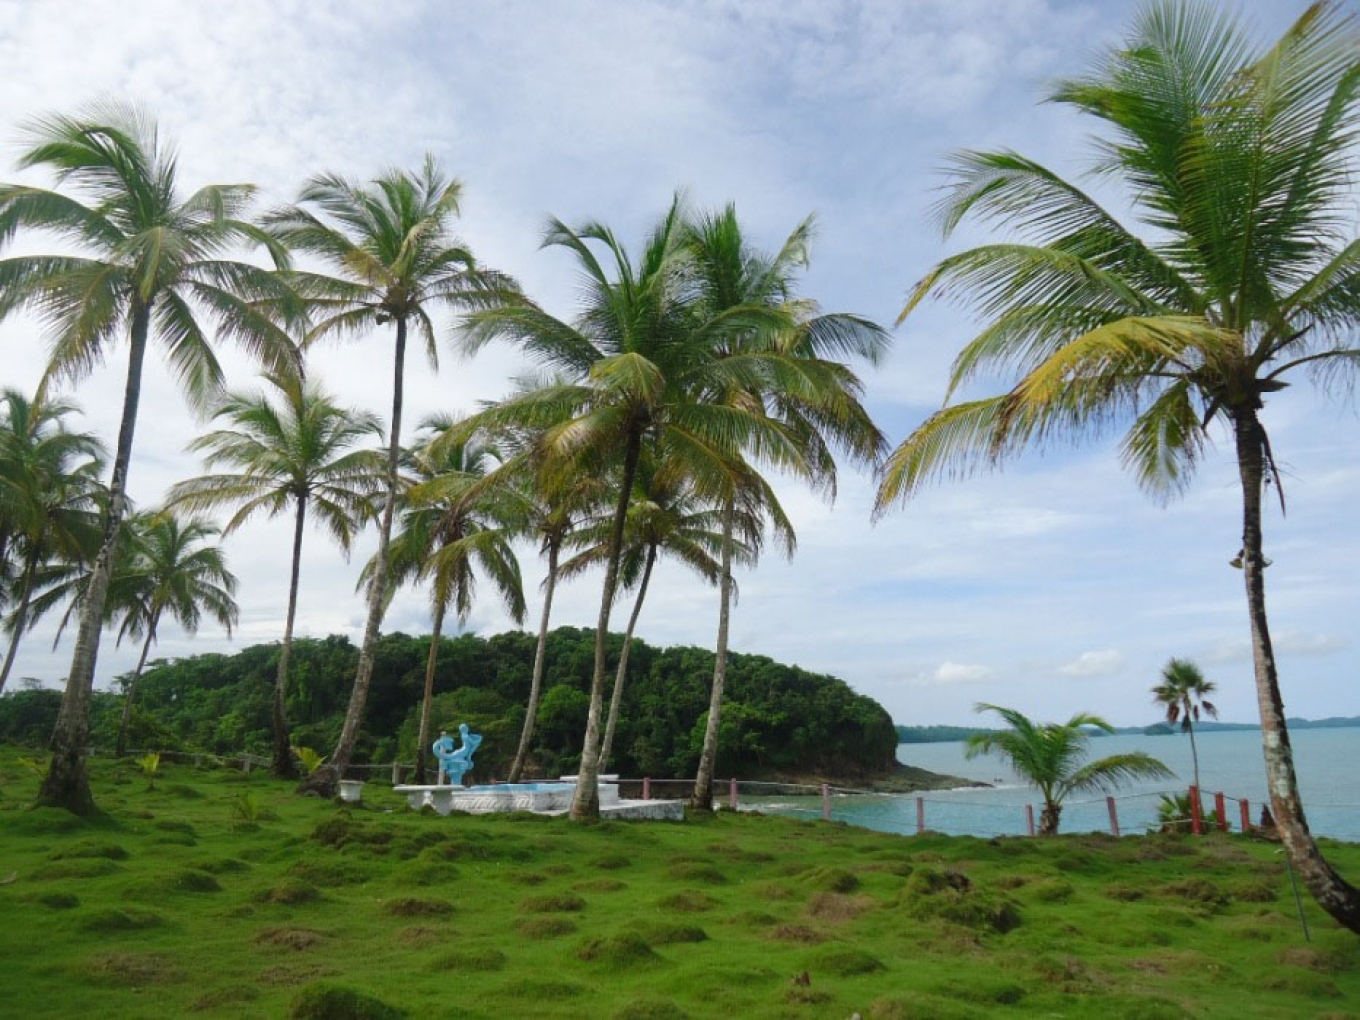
[375,417,527,782]
[875,2,1360,929]
[967,704,1174,835]
[0,104,299,812]
[108,510,238,757]
[459,196,808,819]
[266,157,514,795]
[167,372,384,777]
[1152,657,1218,793]
[0,389,105,692]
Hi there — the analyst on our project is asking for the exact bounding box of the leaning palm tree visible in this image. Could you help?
[459,195,809,819]
[166,373,384,777]
[0,104,299,812]
[1152,657,1219,794]
[265,157,514,796]
[109,510,239,756]
[875,2,1360,929]
[374,417,527,782]
[967,704,1174,835]
[686,205,888,810]
[558,444,738,772]
[0,389,105,692]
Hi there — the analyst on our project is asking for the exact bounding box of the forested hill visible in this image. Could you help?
[1,628,898,782]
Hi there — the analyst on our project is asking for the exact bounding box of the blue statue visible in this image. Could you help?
[432,723,481,786]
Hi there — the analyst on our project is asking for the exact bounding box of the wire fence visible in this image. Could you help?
[91,749,1338,841]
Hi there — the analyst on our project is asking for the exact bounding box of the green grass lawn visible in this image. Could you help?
[1,750,1357,1019]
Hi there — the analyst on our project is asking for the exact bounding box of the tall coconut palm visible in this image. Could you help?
[107,511,238,756]
[967,704,1174,835]
[265,157,514,796]
[374,417,527,782]
[0,389,105,692]
[166,373,384,777]
[1152,657,1219,794]
[686,206,888,810]
[459,195,809,819]
[558,444,742,772]
[874,1,1360,928]
[0,104,299,812]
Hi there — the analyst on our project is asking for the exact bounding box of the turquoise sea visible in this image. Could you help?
[750,728,1360,840]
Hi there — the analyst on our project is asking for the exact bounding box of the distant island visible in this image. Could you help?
[895,717,1360,743]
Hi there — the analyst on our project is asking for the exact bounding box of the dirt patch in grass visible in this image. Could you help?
[806,892,875,923]
[255,927,326,951]
[259,963,342,987]
[769,923,827,944]
[632,921,707,945]
[519,893,586,913]
[591,853,633,870]
[381,897,453,918]
[514,916,578,939]
[429,947,507,971]
[256,880,323,905]
[784,986,833,1006]
[191,985,261,1010]
[868,993,987,1019]
[505,870,547,885]
[395,925,444,947]
[613,998,689,1019]
[655,890,719,913]
[575,878,627,893]
[82,951,184,986]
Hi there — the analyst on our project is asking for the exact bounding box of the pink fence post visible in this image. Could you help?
[1106,795,1121,837]
[915,796,925,835]
[642,777,651,801]
[1239,798,1251,834]
[1214,792,1228,832]
[1026,804,1036,837]
[1189,786,1203,836]
[821,783,831,821]
[728,777,738,810]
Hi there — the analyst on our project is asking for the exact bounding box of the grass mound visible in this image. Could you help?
[287,982,406,1019]
[429,947,507,971]
[514,915,578,938]
[519,892,586,913]
[380,897,453,917]
[576,932,661,968]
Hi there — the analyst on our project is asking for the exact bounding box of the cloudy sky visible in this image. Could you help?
[2,0,1353,728]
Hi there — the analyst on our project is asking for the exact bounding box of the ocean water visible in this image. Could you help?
[750,728,1360,840]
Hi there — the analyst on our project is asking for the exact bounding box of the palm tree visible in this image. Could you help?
[0,389,106,692]
[376,417,527,782]
[503,435,603,784]
[967,704,1174,835]
[109,510,238,756]
[1152,657,1219,794]
[166,373,384,777]
[685,206,888,810]
[265,157,513,796]
[459,196,808,819]
[0,105,298,811]
[874,2,1360,929]
[557,445,737,772]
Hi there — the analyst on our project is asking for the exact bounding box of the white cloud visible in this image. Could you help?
[1060,650,1125,678]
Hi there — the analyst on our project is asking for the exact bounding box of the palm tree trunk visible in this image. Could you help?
[1187,719,1200,794]
[692,498,735,811]
[0,550,40,693]
[414,599,446,784]
[600,542,656,772]
[1039,801,1062,836]
[115,616,159,757]
[39,300,152,814]
[1233,407,1360,931]
[570,430,642,821]
[271,494,307,779]
[304,316,407,797]
[509,539,560,783]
